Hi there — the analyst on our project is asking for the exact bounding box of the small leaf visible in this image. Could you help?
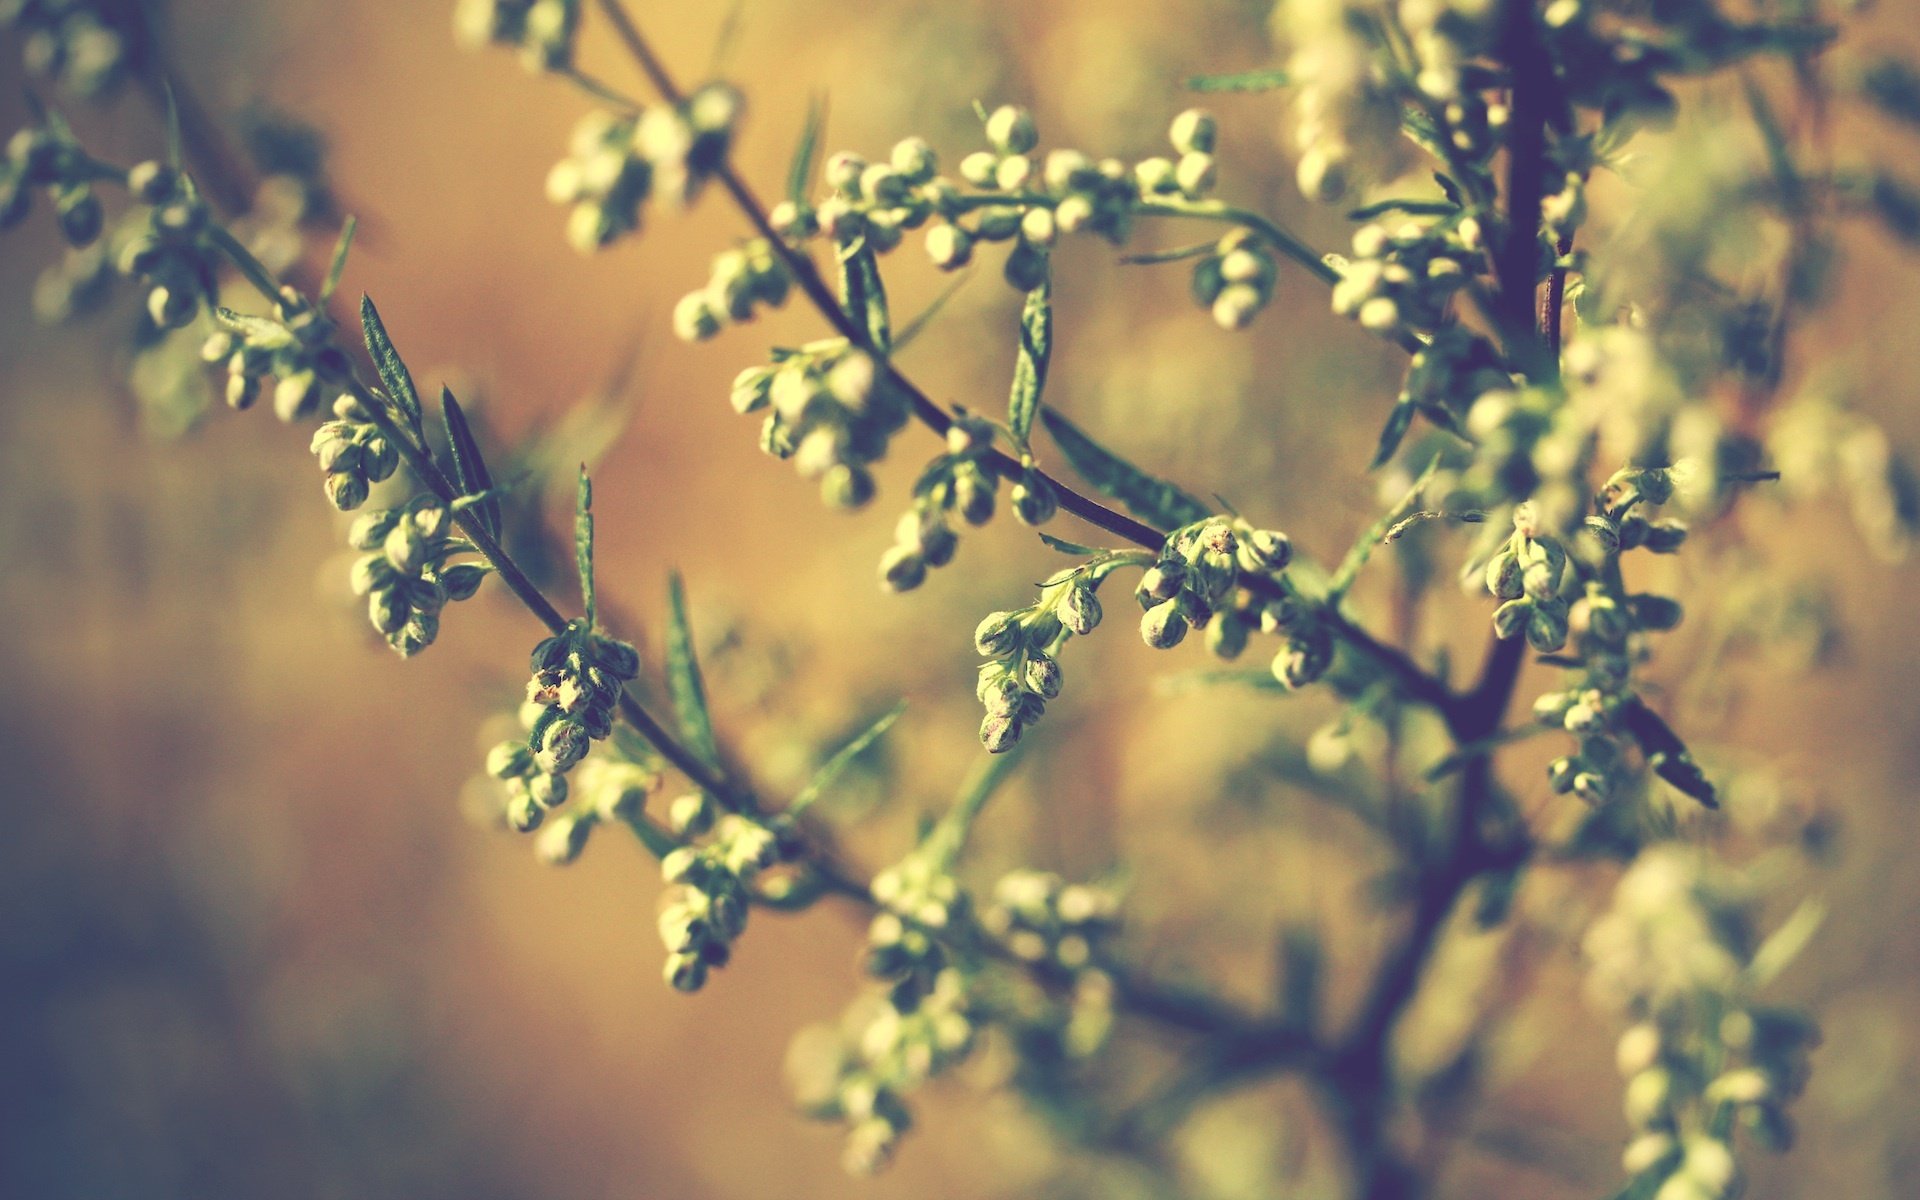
[1037,530,1103,556]
[1862,57,1920,130]
[163,81,182,170]
[359,294,424,437]
[1327,456,1440,604]
[666,572,723,772]
[574,465,595,627]
[787,94,827,207]
[1185,68,1290,93]
[1118,240,1217,266]
[1346,198,1457,221]
[320,214,357,304]
[1748,898,1825,989]
[923,748,1026,868]
[788,701,906,817]
[892,269,973,352]
[1040,408,1209,531]
[1007,276,1052,448]
[1370,399,1417,469]
[837,240,891,352]
[440,387,501,540]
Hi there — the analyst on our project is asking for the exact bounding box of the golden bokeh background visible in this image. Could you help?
[2,2,1919,1197]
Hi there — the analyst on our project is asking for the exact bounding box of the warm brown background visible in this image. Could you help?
[2,2,1918,1197]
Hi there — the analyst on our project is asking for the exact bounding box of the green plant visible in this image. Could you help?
[5,0,1917,1196]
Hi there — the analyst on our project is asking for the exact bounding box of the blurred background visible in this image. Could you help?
[2,2,1919,1197]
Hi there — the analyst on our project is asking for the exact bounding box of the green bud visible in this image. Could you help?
[1003,242,1049,292]
[440,562,491,601]
[539,718,591,773]
[528,770,569,809]
[1058,582,1102,635]
[924,222,973,270]
[1206,612,1249,659]
[1140,598,1188,649]
[1492,597,1532,640]
[127,160,179,204]
[974,610,1024,657]
[1010,471,1057,525]
[1629,594,1684,631]
[1526,597,1570,652]
[1273,625,1333,690]
[385,521,428,575]
[1023,651,1063,699]
[664,950,708,992]
[890,136,937,183]
[1168,108,1217,155]
[985,105,1038,155]
[1485,549,1524,599]
[672,290,722,342]
[979,710,1024,754]
[487,740,536,780]
[953,469,996,525]
[879,544,927,592]
[325,470,371,511]
[507,790,545,833]
[535,810,593,865]
[670,791,715,838]
[55,186,103,247]
[368,586,409,634]
[1236,528,1292,573]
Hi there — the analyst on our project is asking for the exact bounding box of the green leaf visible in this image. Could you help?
[1346,198,1457,221]
[1040,408,1209,531]
[1007,276,1052,448]
[788,701,906,818]
[440,387,500,540]
[1326,456,1440,604]
[1370,399,1417,469]
[666,572,722,772]
[162,81,182,170]
[1118,240,1217,266]
[787,94,827,207]
[1185,68,1290,93]
[837,240,891,352]
[892,269,973,352]
[320,214,357,304]
[574,465,595,627]
[1037,530,1103,556]
[1748,898,1825,989]
[359,294,424,437]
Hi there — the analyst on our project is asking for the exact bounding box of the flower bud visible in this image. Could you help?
[1206,612,1249,659]
[1492,597,1531,640]
[325,470,370,511]
[1010,471,1057,525]
[1485,549,1524,599]
[821,463,876,509]
[1023,652,1063,699]
[1058,582,1102,635]
[539,718,591,773]
[528,770,569,809]
[1168,108,1217,155]
[923,221,973,270]
[878,544,926,592]
[974,610,1024,657]
[535,811,592,865]
[670,791,716,838]
[1140,598,1188,649]
[672,291,722,342]
[1237,528,1292,573]
[985,105,1037,155]
[890,136,937,183]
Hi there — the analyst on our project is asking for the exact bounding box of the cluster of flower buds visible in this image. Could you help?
[1136,516,1291,648]
[347,495,490,658]
[545,84,743,253]
[1330,216,1483,337]
[788,851,977,1174]
[453,0,578,72]
[309,395,402,509]
[774,106,1233,297]
[4,1,127,99]
[2,124,103,247]
[1585,848,1819,1194]
[657,806,799,992]
[1396,0,1497,104]
[873,415,998,591]
[519,752,659,867]
[1484,502,1573,652]
[1274,0,1403,201]
[671,238,790,341]
[981,869,1119,971]
[203,287,353,421]
[114,159,223,331]
[974,563,1108,752]
[729,338,909,509]
[486,618,644,829]
[1190,229,1280,330]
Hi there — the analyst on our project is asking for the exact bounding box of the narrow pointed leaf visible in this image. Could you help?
[1037,530,1103,556]
[440,387,500,540]
[892,269,973,352]
[1370,398,1417,469]
[1040,408,1208,530]
[787,94,827,206]
[1007,277,1052,448]
[359,294,424,437]
[666,572,722,771]
[837,241,891,352]
[788,701,907,817]
[1185,68,1290,93]
[320,214,357,304]
[574,466,596,627]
